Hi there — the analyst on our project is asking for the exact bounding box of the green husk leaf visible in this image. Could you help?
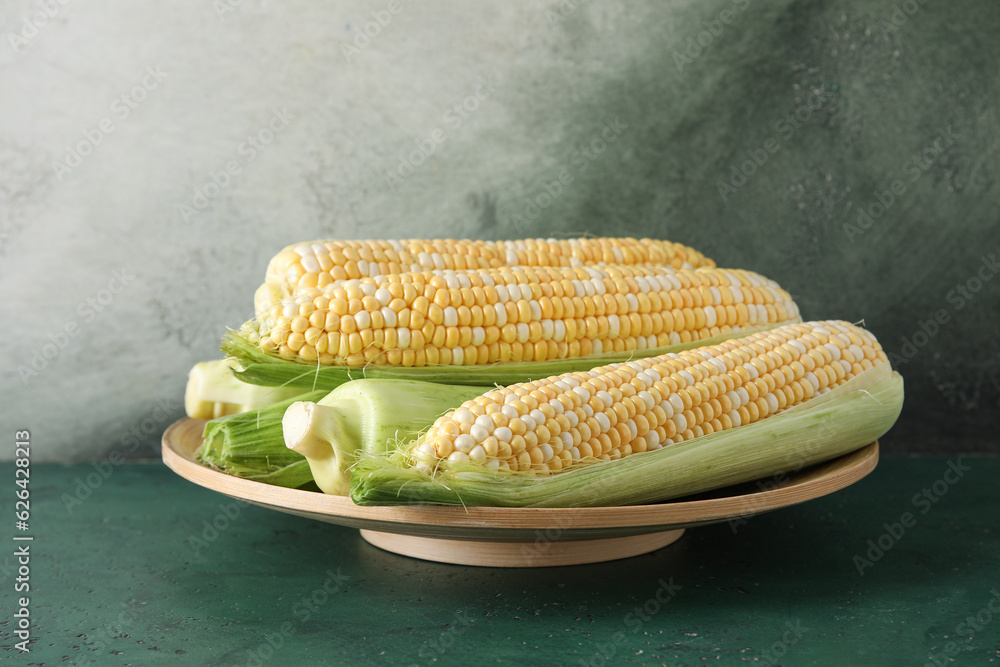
[348,363,904,507]
[222,319,802,391]
[196,389,328,487]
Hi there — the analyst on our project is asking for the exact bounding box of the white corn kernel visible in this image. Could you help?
[470,423,489,443]
[454,434,475,453]
[468,445,487,464]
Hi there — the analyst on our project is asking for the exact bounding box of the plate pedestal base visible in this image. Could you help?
[359,529,686,567]
[163,418,879,569]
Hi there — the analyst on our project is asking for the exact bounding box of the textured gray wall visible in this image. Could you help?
[2,0,998,462]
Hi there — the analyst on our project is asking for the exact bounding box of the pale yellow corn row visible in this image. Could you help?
[257,264,799,367]
[410,320,889,474]
[256,237,715,314]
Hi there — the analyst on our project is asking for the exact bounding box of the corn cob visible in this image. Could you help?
[255,237,715,314]
[282,379,490,494]
[348,355,902,507]
[407,320,888,475]
[185,359,312,419]
[252,265,799,368]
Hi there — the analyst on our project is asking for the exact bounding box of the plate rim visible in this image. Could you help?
[161,417,878,536]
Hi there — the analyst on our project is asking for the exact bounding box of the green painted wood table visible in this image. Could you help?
[1,457,997,666]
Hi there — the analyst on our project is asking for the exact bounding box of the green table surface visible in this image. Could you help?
[1,457,998,666]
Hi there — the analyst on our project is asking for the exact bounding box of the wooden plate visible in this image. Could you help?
[162,418,878,567]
